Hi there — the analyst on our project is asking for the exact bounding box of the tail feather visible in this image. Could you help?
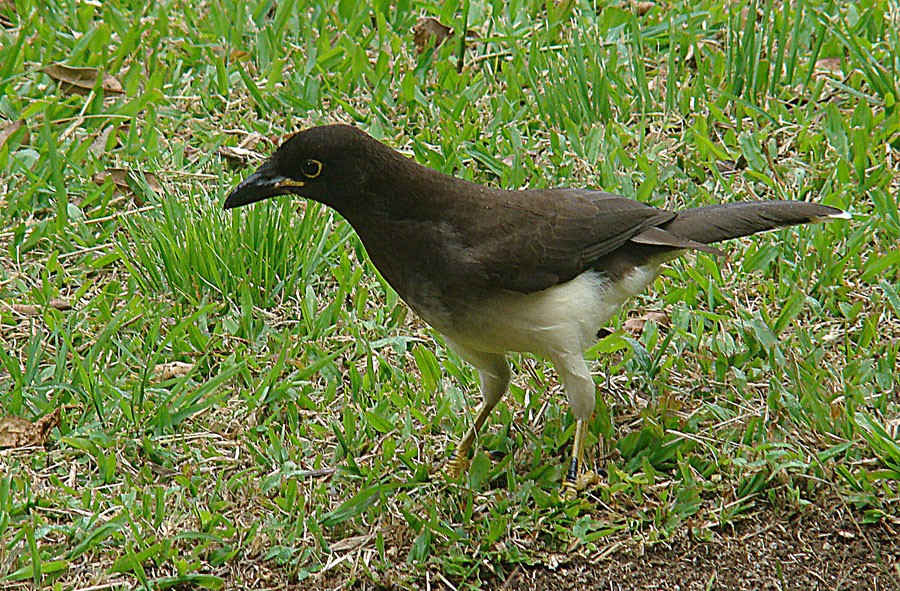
[660,201,847,245]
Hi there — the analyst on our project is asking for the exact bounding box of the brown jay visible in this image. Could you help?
[224,124,847,497]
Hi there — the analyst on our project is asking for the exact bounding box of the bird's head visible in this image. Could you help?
[223,124,380,212]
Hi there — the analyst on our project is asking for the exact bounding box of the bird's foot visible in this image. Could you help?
[559,470,600,501]
[445,455,470,480]
[560,479,579,501]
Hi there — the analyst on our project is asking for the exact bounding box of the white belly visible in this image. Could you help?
[443,266,661,357]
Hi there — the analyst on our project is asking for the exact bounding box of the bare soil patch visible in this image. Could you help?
[502,505,899,591]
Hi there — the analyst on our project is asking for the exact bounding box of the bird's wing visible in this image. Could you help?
[464,190,707,294]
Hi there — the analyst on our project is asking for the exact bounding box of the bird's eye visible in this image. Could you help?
[301,159,323,179]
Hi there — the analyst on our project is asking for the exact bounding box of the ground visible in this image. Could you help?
[508,506,899,591]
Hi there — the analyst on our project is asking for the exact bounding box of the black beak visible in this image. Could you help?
[224,161,299,209]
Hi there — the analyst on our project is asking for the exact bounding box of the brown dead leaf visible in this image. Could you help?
[831,402,843,420]
[413,17,453,54]
[624,311,671,335]
[11,303,40,316]
[623,318,644,334]
[92,168,132,194]
[9,299,72,317]
[218,145,264,169]
[815,57,843,74]
[43,63,125,96]
[0,119,28,150]
[154,361,195,380]
[92,168,162,206]
[0,409,60,448]
[49,298,72,311]
[633,1,655,16]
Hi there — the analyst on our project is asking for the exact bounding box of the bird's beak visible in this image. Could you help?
[223,161,305,209]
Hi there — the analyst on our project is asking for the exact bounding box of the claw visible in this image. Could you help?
[560,479,579,501]
[559,470,599,500]
[445,454,470,479]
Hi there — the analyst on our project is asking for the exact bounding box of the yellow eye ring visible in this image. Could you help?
[301,159,322,179]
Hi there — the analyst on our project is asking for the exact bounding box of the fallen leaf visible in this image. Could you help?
[11,303,40,316]
[0,409,60,448]
[218,145,264,169]
[49,298,72,311]
[633,1,655,16]
[413,17,453,54]
[624,311,670,335]
[92,169,133,195]
[92,168,162,206]
[830,402,843,420]
[43,63,124,96]
[0,119,27,150]
[154,361,195,380]
[815,57,843,73]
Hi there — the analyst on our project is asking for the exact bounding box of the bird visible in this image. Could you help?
[224,124,848,498]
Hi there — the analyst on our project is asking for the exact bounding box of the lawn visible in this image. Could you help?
[1,0,898,589]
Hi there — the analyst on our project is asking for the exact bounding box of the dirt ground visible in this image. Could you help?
[499,505,900,591]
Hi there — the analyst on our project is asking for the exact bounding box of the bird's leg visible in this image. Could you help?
[553,354,598,500]
[565,418,588,484]
[561,418,602,499]
[446,401,494,478]
[444,347,509,479]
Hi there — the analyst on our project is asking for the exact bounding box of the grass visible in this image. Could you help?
[0,0,898,588]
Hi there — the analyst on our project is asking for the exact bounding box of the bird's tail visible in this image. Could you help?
[659,201,849,246]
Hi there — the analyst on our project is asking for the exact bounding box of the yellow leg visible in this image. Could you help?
[560,419,589,500]
[442,346,509,481]
[445,402,493,479]
[552,353,601,500]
